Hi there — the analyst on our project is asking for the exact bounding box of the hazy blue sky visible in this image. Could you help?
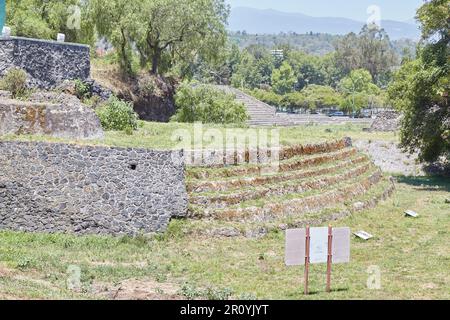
[226,0,424,22]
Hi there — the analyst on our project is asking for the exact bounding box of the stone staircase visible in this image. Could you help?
[215,85,291,126]
[185,138,395,237]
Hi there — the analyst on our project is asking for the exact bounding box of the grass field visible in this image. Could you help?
[0,122,397,150]
[0,175,448,300]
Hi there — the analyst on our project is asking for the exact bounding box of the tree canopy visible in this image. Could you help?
[6,0,94,44]
[388,0,449,163]
[90,0,229,75]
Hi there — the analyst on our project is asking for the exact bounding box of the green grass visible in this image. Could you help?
[0,122,398,150]
[0,176,448,300]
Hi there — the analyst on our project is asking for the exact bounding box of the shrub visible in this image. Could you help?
[0,69,28,98]
[172,83,248,124]
[95,97,138,131]
[248,88,283,107]
[74,79,90,100]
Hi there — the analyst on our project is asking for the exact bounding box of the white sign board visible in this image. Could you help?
[354,230,373,240]
[405,210,419,218]
[285,227,351,266]
[310,227,329,263]
[285,229,306,266]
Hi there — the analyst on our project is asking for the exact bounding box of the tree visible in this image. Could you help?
[90,0,139,75]
[6,0,94,44]
[133,0,229,75]
[271,61,297,95]
[388,0,449,163]
[334,26,399,86]
[339,69,379,113]
[286,51,326,90]
[230,47,275,89]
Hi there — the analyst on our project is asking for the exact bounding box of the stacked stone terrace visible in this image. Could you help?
[186,138,395,236]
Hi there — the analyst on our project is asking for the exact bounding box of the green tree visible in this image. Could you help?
[133,0,229,75]
[230,47,275,89]
[6,0,94,44]
[271,61,297,95]
[90,0,139,75]
[388,0,449,163]
[286,51,326,90]
[334,26,399,86]
[339,69,379,113]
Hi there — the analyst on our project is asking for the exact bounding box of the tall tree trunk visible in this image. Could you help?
[151,49,161,74]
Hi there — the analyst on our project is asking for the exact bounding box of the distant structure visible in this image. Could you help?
[271,49,284,59]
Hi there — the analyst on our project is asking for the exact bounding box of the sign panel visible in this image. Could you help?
[332,227,351,263]
[285,228,305,266]
[285,227,351,266]
[310,227,329,263]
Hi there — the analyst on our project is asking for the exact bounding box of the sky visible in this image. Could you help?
[226,0,424,22]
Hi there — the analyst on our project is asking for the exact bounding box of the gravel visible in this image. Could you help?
[354,140,424,176]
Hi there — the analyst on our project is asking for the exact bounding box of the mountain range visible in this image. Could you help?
[228,7,421,40]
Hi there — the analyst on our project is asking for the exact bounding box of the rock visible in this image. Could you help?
[0,91,104,140]
[370,111,402,132]
[446,198,450,204]
[129,74,177,122]
[245,227,268,239]
[211,227,241,237]
[353,202,365,211]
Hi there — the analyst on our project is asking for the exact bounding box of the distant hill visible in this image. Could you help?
[228,7,421,41]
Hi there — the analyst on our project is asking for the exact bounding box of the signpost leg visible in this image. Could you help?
[326,225,333,293]
[304,226,310,295]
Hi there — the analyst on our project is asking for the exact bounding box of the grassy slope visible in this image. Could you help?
[0,176,448,300]
[0,122,397,150]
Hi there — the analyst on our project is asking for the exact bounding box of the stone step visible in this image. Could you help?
[194,177,395,238]
[189,169,383,221]
[187,154,368,193]
[189,163,373,209]
[186,146,357,180]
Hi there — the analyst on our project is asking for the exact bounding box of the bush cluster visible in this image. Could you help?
[172,83,248,124]
[0,69,28,99]
[95,97,138,132]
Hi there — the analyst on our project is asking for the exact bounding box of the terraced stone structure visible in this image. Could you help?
[186,138,395,237]
[0,141,188,235]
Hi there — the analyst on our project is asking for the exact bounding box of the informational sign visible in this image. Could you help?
[285,226,351,295]
[285,227,351,266]
[0,0,5,33]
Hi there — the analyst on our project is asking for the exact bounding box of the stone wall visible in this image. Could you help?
[0,141,188,235]
[0,92,104,140]
[0,37,90,89]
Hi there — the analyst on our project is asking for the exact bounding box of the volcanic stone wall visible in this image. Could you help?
[0,141,187,235]
[0,37,90,89]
